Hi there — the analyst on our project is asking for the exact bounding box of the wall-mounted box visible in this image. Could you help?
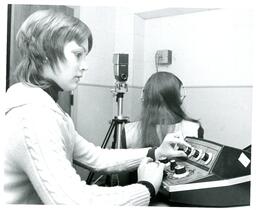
[157,49,172,65]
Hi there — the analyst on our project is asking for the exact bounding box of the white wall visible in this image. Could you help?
[78,7,116,86]
[132,15,145,86]
[143,9,254,86]
[183,86,252,148]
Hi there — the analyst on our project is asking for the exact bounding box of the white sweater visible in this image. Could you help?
[4,83,151,205]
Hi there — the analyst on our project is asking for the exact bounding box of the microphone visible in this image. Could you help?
[113,53,129,82]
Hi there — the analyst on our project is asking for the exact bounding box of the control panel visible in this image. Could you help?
[160,137,251,207]
[163,137,222,186]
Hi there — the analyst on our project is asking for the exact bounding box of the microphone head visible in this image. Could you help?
[113,54,129,82]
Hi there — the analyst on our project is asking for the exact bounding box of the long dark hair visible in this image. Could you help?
[140,71,199,147]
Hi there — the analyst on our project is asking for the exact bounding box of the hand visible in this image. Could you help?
[137,157,165,193]
[155,131,191,160]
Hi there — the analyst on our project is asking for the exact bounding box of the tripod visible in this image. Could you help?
[86,82,129,185]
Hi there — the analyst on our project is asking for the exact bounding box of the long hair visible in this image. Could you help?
[140,71,198,147]
[14,9,93,89]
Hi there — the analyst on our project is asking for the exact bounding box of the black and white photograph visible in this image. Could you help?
[1,0,255,208]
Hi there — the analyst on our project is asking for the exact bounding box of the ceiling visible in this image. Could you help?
[136,8,219,19]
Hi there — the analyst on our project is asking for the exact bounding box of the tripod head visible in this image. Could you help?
[113,81,128,94]
[111,81,129,120]
[109,81,129,148]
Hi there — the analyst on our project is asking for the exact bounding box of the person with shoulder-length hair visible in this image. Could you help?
[4,10,190,205]
[124,71,204,149]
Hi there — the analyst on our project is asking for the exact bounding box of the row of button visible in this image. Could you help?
[182,146,213,165]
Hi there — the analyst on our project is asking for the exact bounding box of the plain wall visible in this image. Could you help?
[143,9,254,86]
[183,86,252,148]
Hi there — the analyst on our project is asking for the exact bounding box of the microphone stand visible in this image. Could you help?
[86,81,129,185]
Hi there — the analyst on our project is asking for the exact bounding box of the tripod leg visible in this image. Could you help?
[86,169,95,184]
[107,121,126,186]
[86,119,116,184]
[111,122,117,149]
[106,124,119,186]
[102,119,116,148]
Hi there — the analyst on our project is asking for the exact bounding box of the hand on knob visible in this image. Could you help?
[155,131,191,160]
[137,157,165,193]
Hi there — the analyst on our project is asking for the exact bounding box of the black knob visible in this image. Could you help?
[170,160,177,171]
[193,149,200,158]
[202,152,209,161]
[185,147,192,156]
[174,165,186,175]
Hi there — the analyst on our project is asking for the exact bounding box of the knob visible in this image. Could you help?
[174,165,186,175]
[173,165,189,178]
[193,149,202,160]
[201,152,213,165]
[185,147,192,156]
[185,147,196,157]
[179,146,194,158]
[193,150,199,158]
[201,152,209,161]
[170,159,177,171]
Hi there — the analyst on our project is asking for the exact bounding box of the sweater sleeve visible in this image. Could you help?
[73,131,150,172]
[18,107,150,205]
